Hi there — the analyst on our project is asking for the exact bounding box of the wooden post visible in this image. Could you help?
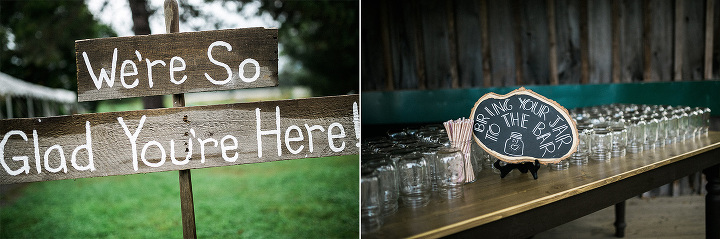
[164,1,196,238]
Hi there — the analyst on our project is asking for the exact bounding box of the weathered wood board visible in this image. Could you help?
[0,95,358,184]
[75,27,278,102]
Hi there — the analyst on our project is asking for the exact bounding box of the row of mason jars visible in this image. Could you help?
[361,125,477,233]
[361,104,712,233]
[558,104,711,169]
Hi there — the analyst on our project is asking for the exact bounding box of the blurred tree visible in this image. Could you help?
[238,0,359,96]
[0,0,116,91]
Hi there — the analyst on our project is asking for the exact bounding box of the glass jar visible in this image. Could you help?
[591,128,612,161]
[435,148,466,199]
[665,111,679,145]
[570,122,593,165]
[609,118,627,158]
[627,117,645,154]
[363,157,399,217]
[361,168,383,233]
[397,154,431,208]
[450,140,478,183]
[644,114,659,150]
[420,144,441,192]
[655,113,668,148]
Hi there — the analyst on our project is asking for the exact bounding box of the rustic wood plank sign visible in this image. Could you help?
[75,27,278,102]
[0,95,358,185]
[470,87,578,164]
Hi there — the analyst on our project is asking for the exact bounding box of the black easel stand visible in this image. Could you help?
[493,160,542,180]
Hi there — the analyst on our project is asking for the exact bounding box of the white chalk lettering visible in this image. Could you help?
[304,124,325,153]
[70,121,95,171]
[169,56,187,84]
[239,58,260,83]
[205,41,233,85]
[120,60,139,88]
[83,48,117,89]
[141,141,166,168]
[256,106,281,158]
[170,139,191,165]
[486,123,500,141]
[33,130,40,173]
[118,115,147,171]
[0,130,30,175]
[284,125,304,155]
[328,123,346,152]
[220,135,238,162]
[145,58,166,88]
[197,136,218,164]
[43,145,67,173]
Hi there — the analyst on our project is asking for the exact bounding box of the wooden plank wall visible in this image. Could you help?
[362,0,720,91]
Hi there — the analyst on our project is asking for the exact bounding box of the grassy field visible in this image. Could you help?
[0,155,359,238]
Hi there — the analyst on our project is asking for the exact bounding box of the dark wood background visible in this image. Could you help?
[362,0,719,91]
[361,0,718,197]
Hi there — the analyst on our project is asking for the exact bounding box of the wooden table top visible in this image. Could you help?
[364,132,720,238]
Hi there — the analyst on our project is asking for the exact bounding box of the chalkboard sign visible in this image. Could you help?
[470,87,578,164]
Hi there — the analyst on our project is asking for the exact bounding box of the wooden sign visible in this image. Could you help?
[470,87,578,164]
[75,27,278,102]
[0,95,358,184]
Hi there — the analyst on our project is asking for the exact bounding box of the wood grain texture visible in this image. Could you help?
[555,0,582,85]
[480,0,493,87]
[580,0,590,84]
[487,0,516,87]
[455,0,484,88]
[681,0,707,81]
[547,0,559,85]
[0,95,358,185]
[588,0,612,84]
[419,0,452,89]
[705,0,715,79]
[519,0,551,85]
[648,0,674,82]
[364,132,720,238]
[75,28,278,101]
[386,0,422,90]
[620,0,644,83]
[675,0,685,81]
[360,0,385,91]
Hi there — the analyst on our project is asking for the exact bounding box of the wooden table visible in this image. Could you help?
[364,132,720,238]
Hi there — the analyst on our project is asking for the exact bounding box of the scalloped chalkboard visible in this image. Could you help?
[470,87,578,164]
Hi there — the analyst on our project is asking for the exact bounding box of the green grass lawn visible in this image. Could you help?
[0,155,359,238]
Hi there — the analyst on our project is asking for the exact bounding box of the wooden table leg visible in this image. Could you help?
[614,200,626,238]
[703,164,720,239]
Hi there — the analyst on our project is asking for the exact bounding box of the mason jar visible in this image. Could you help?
[591,128,612,161]
[361,168,383,233]
[397,154,431,208]
[435,148,466,199]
